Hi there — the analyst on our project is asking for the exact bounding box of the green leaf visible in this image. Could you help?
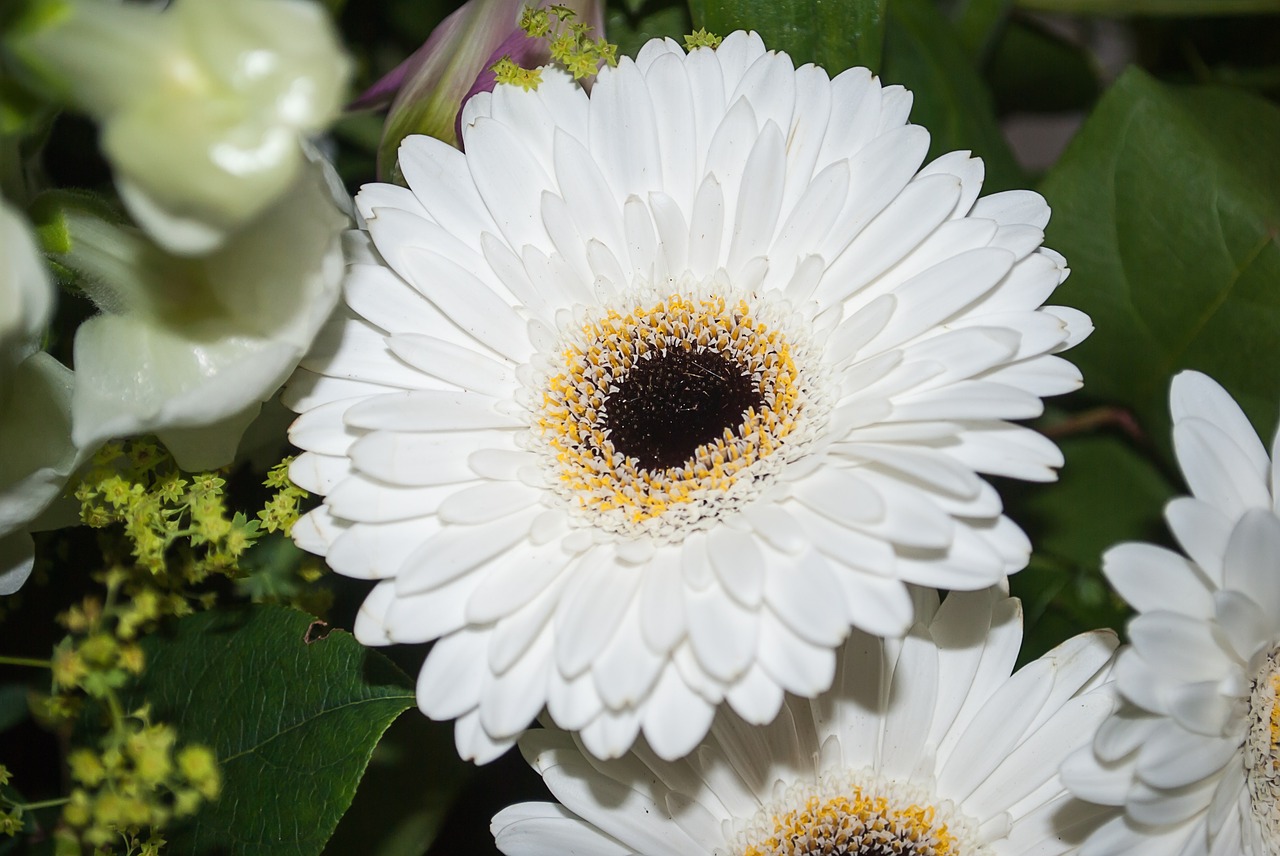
[985,17,1099,114]
[125,606,415,856]
[1007,426,1177,662]
[1040,69,1280,461]
[1015,0,1280,14]
[881,0,1025,191]
[949,0,1013,62]
[608,0,691,62]
[687,0,887,73]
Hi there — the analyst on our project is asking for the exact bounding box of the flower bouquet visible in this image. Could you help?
[1,0,1279,853]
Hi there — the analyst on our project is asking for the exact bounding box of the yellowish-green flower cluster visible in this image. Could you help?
[491,57,543,91]
[0,765,23,837]
[257,457,309,537]
[75,440,261,585]
[58,710,220,852]
[69,440,325,622]
[494,4,617,89]
[684,28,723,50]
[0,441,325,854]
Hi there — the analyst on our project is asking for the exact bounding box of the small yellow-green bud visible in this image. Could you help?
[491,57,543,92]
[68,749,106,787]
[92,790,125,827]
[264,457,298,490]
[684,28,722,50]
[118,643,145,674]
[177,745,220,800]
[520,6,551,37]
[127,724,176,786]
[0,809,23,836]
[172,787,202,817]
[52,646,88,689]
[63,791,92,827]
[78,633,118,667]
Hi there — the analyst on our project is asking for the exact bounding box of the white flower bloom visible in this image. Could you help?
[288,32,1091,763]
[13,0,350,254]
[1062,371,1280,856]
[0,198,80,594]
[492,589,1118,856]
[67,158,348,471]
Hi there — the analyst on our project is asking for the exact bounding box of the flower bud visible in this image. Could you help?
[354,0,603,181]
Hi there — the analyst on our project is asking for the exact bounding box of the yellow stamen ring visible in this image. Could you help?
[534,291,808,536]
[742,789,957,856]
[1246,649,1280,848]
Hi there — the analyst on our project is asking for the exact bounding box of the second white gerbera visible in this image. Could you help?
[492,589,1118,856]
[1062,371,1280,855]
[288,31,1090,762]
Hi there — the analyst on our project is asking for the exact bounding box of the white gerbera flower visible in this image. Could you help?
[492,589,1118,856]
[1062,371,1280,856]
[288,31,1091,762]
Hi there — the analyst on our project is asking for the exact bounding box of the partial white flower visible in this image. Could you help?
[288,32,1091,763]
[61,158,348,471]
[1062,371,1280,856]
[0,198,80,594]
[11,0,350,254]
[493,589,1118,855]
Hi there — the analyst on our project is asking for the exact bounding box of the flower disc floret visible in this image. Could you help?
[528,282,829,539]
[1247,651,1280,845]
[735,772,978,856]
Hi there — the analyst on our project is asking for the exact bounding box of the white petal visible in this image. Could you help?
[344,391,520,433]
[1102,542,1215,619]
[755,608,838,697]
[554,550,644,678]
[1221,508,1280,625]
[492,802,631,856]
[396,511,539,594]
[1174,417,1272,518]
[685,583,758,683]
[641,667,717,762]
[417,627,488,720]
[707,526,766,606]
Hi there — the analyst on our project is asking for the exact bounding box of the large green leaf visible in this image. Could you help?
[1040,69,1280,462]
[687,0,886,73]
[127,606,415,856]
[881,0,1025,192]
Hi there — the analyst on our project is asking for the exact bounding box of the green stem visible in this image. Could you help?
[0,655,52,669]
[6,796,71,812]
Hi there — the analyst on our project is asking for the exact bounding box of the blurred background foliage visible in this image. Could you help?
[3,0,1280,853]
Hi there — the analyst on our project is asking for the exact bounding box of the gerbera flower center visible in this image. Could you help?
[1245,648,1280,852]
[733,771,986,856]
[601,346,765,469]
[523,281,829,542]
